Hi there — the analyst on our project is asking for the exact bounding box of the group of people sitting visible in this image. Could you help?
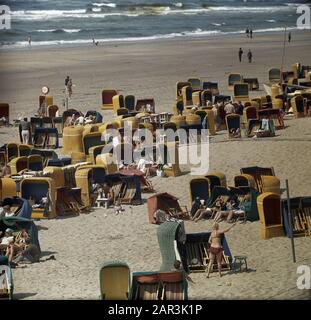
[0,228,40,267]
[190,194,250,223]
[64,114,96,127]
[90,182,124,213]
[212,100,244,131]
[107,134,170,177]
[178,99,245,131]
[90,182,114,207]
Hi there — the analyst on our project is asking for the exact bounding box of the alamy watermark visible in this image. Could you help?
[98,124,210,176]
[297,5,311,29]
[297,265,311,290]
[0,5,10,30]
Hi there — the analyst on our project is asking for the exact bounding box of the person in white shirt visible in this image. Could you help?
[76,115,84,125]
[0,229,14,246]
[224,102,235,115]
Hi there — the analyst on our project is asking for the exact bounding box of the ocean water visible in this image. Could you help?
[0,0,309,48]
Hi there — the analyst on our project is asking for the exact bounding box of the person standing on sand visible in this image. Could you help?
[65,75,70,88]
[27,36,31,47]
[206,222,236,278]
[238,48,243,62]
[20,117,31,144]
[288,32,291,43]
[245,28,249,38]
[247,49,253,63]
[250,29,253,39]
[65,76,73,98]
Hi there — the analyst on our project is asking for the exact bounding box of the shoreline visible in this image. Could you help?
[0,27,306,52]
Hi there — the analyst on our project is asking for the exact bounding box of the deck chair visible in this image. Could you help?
[124,95,135,111]
[300,198,311,237]
[99,262,130,300]
[233,83,249,102]
[203,82,219,96]
[101,89,118,110]
[269,68,281,83]
[228,73,243,89]
[0,103,9,125]
[176,81,191,100]
[226,114,241,139]
[201,90,213,106]
[243,78,259,90]
[187,78,201,91]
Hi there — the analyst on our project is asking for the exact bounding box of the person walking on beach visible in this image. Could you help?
[65,76,73,98]
[65,75,70,88]
[247,49,253,63]
[27,36,31,47]
[288,32,291,43]
[66,78,73,98]
[250,29,253,39]
[20,117,31,144]
[206,222,236,278]
[245,28,249,38]
[238,48,243,62]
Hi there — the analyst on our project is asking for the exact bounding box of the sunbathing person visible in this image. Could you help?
[213,198,235,223]
[191,207,213,222]
[214,197,246,223]
[14,243,41,264]
[6,229,30,263]
[191,197,227,222]
[0,228,14,256]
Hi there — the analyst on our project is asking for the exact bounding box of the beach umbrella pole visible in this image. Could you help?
[286,179,296,263]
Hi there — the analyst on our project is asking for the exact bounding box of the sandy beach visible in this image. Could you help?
[1,30,311,300]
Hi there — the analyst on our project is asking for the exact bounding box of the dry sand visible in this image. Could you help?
[0,30,311,300]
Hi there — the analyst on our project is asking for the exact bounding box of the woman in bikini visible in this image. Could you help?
[206,222,236,278]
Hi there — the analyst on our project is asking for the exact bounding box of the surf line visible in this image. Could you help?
[107,304,142,318]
